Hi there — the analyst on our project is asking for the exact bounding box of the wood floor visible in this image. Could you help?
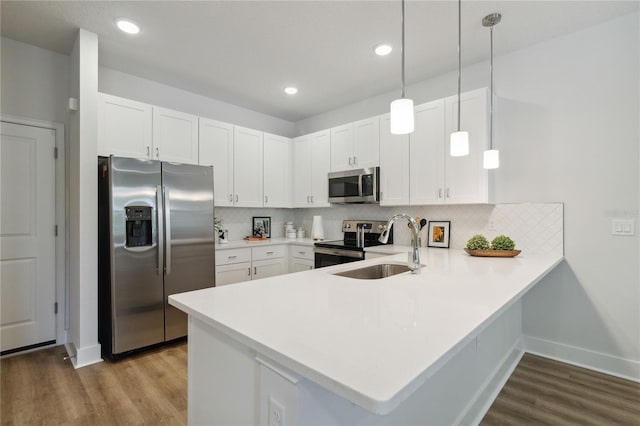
[1,346,638,425]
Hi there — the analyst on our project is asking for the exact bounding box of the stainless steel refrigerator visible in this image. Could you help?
[98,156,215,358]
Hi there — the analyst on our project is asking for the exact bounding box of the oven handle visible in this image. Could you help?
[314,246,365,259]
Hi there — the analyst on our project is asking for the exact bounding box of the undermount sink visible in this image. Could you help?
[334,263,422,280]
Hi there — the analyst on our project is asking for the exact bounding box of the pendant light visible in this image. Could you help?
[450,0,469,157]
[390,0,414,135]
[482,13,501,169]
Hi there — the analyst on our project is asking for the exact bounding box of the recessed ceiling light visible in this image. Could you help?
[116,18,140,35]
[374,43,393,56]
[284,87,298,95]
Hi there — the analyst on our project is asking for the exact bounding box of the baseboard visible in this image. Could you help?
[523,335,640,383]
[64,341,103,369]
[456,340,525,426]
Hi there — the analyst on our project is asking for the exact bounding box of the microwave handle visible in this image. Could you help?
[358,173,363,197]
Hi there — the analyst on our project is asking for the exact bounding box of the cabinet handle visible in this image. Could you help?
[438,188,443,199]
[155,147,159,158]
[147,146,150,157]
[248,267,251,276]
[307,195,310,203]
[446,188,450,198]
[266,251,274,255]
[348,157,352,166]
[235,194,239,203]
[229,194,233,202]
[298,251,305,255]
[228,255,237,259]
[254,267,257,275]
[353,156,357,165]
[310,195,314,203]
[265,195,268,204]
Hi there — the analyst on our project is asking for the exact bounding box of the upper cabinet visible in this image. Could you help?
[292,130,330,208]
[98,93,152,159]
[152,107,198,164]
[199,118,234,207]
[98,93,198,165]
[379,114,410,206]
[443,88,490,204]
[330,117,379,171]
[263,133,291,208]
[233,126,264,208]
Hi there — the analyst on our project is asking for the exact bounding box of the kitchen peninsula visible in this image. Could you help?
[169,248,563,425]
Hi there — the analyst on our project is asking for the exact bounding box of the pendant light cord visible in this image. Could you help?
[456,0,462,132]
[489,24,494,150]
[401,0,406,98]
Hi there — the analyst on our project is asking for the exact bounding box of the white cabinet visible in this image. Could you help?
[444,88,490,204]
[152,107,199,164]
[98,93,152,159]
[234,126,264,207]
[98,93,198,165]
[288,244,314,273]
[410,99,445,205]
[215,248,252,286]
[251,245,287,280]
[199,118,234,207]
[379,114,410,206]
[293,130,330,207]
[263,133,291,207]
[330,117,379,171]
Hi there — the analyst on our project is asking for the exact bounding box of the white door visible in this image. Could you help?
[310,130,331,207]
[353,117,380,169]
[153,107,199,164]
[379,114,410,206]
[410,99,445,205]
[233,126,263,207]
[263,133,291,208]
[330,123,353,171]
[292,135,312,207]
[97,93,153,159]
[199,118,234,207]
[0,122,56,352]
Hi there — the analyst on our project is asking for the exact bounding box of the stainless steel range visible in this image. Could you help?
[314,220,393,268]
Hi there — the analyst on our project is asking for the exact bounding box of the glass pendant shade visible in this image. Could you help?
[450,131,469,156]
[483,149,499,169]
[390,98,414,135]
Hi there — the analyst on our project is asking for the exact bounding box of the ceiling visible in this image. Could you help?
[1,1,637,122]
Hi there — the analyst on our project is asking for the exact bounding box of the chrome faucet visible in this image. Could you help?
[379,213,421,274]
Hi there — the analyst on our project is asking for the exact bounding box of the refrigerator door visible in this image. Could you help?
[162,162,215,340]
[110,157,165,353]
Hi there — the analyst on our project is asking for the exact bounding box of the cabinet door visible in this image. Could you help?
[199,118,234,207]
[410,99,445,205]
[353,117,380,169]
[216,262,251,286]
[263,133,291,208]
[97,93,152,159]
[252,258,286,280]
[289,258,314,273]
[379,114,410,206]
[310,130,331,207]
[445,88,490,204]
[233,126,264,207]
[330,123,353,171]
[153,107,199,164]
[292,135,312,208]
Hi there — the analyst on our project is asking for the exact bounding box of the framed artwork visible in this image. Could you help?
[252,216,271,238]
[427,221,451,248]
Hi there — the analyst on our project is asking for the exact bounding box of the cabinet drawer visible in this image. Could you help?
[289,245,314,260]
[216,248,251,266]
[251,245,285,261]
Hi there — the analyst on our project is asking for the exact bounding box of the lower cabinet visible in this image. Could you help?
[289,244,314,273]
[215,245,288,285]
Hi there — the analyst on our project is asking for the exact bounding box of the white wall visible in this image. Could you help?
[295,12,640,377]
[99,67,296,137]
[67,29,101,367]
[0,37,70,126]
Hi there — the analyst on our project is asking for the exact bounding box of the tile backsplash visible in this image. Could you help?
[216,203,563,256]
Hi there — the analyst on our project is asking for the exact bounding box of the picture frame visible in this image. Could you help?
[252,216,271,238]
[427,221,451,248]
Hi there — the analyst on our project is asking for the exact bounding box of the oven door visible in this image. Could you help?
[314,247,364,268]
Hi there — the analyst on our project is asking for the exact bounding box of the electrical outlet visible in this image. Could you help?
[611,218,635,236]
[269,397,285,426]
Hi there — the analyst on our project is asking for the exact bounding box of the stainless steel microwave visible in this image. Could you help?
[328,167,380,204]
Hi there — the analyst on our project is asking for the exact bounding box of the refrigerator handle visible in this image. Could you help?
[156,185,164,276]
[164,187,172,275]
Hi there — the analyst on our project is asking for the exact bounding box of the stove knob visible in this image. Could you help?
[345,223,351,229]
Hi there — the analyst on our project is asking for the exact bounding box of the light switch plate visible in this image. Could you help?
[611,218,635,236]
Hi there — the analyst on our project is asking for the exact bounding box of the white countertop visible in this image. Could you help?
[170,248,563,415]
[215,237,315,250]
